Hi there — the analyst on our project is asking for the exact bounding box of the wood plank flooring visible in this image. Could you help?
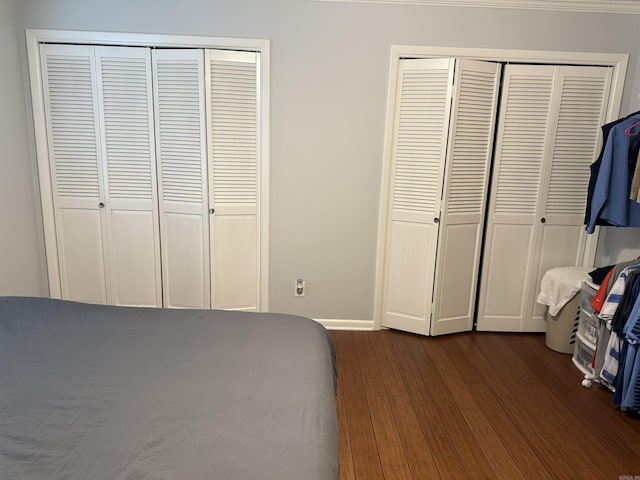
[331,330,640,479]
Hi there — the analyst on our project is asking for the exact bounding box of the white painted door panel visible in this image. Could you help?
[57,209,108,304]
[153,49,210,309]
[108,210,159,307]
[40,44,110,303]
[477,223,535,331]
[211,216,258,310]
[527,224,584,330]
[96,46,161,307]
[163,212,209,309]
[206,50,260,311]
[433,222,482,330]
[431,59,501,335]
[477,65,555,332]
[385,221,438,334]
[381,58,453,335]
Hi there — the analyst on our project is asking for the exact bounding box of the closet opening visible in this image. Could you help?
[26,29,271,312]
[374,45,628,336]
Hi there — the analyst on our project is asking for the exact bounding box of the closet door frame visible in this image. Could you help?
[374,45,627,331]
[26,29,271,311]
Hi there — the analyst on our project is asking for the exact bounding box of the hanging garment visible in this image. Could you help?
[591,267,615,314]
[630,146,640,202]
[599,264,640,321]
[601,331,624,384]
[614,291,640,412]
[612,272,640,332]
[612,340,630,404]
[585,116,635,227]
[589,264,615,285]
[586,114,640,233]
[592,324,612,385]
[619,344,640,412]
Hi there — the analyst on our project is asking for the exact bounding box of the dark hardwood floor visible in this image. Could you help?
[331,330,640,479]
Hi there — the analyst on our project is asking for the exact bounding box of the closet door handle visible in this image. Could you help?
[433,217,440,224]
[98,202,105,209]
[209,208,215,214]
[540,217,546,224]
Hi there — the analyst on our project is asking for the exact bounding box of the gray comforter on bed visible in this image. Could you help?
[0,297,338,480]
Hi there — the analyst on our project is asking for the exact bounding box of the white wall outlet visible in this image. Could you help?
[295,278,305,297]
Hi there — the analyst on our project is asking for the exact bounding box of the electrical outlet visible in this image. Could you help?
[295,279,305,297]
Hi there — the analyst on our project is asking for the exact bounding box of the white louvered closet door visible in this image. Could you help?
[528,66,612,330]
[95,46,162,307]
[477,65,556,332]
[381,58,454,335]
[431,59,501,336]
[477,65,611,332]
[40,44,110,304]
[206,50,260,311]
[153,49,210,309]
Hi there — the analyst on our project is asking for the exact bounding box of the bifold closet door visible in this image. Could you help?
[206,50,260,311]
[430,59,501,336]
[41,44,110,304]
[380,57,500,336]
[381,58,453,335]
[41,44,161,306]
[95,46,162,307]
[153,49,210,309]
[477,64,611,332]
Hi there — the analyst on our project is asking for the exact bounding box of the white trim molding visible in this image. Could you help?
[314,0,640,14]
[314,319,375,331]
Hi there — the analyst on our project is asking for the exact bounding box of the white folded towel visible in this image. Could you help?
[536,266,591,316]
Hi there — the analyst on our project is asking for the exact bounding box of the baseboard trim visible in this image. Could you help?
[314,319,375,331]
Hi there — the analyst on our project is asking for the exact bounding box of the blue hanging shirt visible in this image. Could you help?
[586,114,640,233]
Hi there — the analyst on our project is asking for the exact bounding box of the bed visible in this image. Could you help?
[0,296,338,480]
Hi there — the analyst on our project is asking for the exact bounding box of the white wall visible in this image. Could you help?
[0,0,47,296]
[7,0,640,318]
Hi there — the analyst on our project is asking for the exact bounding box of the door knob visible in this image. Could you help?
[209,208,215,214]
[540,217,546,223]
[98,202,104,208]
[434,217,440,224]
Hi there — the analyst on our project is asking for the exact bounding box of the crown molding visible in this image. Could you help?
[313,0,640,14]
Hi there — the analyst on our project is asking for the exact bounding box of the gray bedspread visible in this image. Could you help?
[0,297,338,480]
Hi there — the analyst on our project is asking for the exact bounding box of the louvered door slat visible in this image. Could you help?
[392,67,450,219]
[154,49,210,309]
[446,66,499,216]
[544,68,611,216]
[493,72,554,215]
[99,51,154,202]
[156,57,205,205]
[209,55,257,210]
[206,50,260,311]
[44,51,102,202]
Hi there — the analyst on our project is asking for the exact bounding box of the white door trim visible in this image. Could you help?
[26,29,270,311]
[374,45,628,330]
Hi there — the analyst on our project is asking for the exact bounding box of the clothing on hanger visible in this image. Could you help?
[585,112,640,232]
